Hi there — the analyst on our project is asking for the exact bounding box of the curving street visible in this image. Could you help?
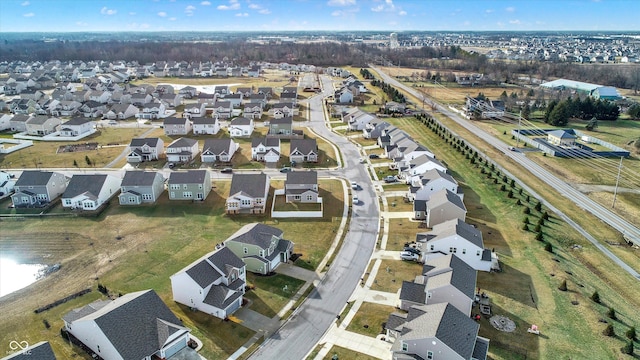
[371,66,640,278]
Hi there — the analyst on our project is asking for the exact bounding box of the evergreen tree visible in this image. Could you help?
[591,291,601,303]
[626,327,636,340]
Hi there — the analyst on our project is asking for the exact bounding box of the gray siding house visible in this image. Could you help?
[119,171,165,205]
[285,171,319,203]
[168,170,211,201]
[11,170,68,207]
[226,173,269,214]
[224,223,294,275]
[289,138,318,163]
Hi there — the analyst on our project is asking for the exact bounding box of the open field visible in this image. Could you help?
[383,116,640,359]
[244,273,305,318]
[0,178,344,358]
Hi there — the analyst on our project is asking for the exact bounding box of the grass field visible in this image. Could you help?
[386,219,424,251]
[321,345,379,360]
[345,302,394,338]
[0,178,344,358]
[244,273,305,318]
[382,116,640,359]
[371,259,423,293]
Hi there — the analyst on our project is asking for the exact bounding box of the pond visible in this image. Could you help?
[0,257,47,298]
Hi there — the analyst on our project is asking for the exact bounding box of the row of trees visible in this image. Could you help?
[544,98,620,126]
[370,78,406,103]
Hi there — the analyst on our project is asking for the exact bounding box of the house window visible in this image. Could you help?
[129,196,136,203]
[170,184,180,190]
[37,194,48,200]
[241,199,251,206]
[294,195,301,201]
[170,192,175,198]
[183,184,188,190]
[64,199,72,206]
[256,198,262,204]
[198,184,203,189]
[259,250,264,257]
[243,247,248,254]
[142,194,152,200]
[183,192,193,198]
[477,250,481,256]
[427,351,434,360]
[306,195,313,201]
[401,341,408,352]
[430,245,434,251]
[462,249,466,254]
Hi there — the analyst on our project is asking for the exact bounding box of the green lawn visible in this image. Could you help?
[244,273,305,318]
[371,259,423,293]
[346,302,395,338]
[322,346,380,360]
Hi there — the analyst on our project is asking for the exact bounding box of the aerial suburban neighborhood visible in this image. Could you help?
[1,3,640,360]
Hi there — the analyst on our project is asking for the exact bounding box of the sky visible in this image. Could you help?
[0,0,639,33]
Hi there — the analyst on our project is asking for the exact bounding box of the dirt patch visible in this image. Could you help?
[56,142,99,153]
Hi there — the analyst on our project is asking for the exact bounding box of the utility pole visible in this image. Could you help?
[516,110,522,148]
[612,156,623,209]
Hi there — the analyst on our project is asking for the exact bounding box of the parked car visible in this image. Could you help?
[359,157,365,164]
[368,154,380,159]
[221,167,233,173]
[280,167,291,173]
[400,251,419,262]
[403,246,421,255]
[351,181,359,190]
[352,194,359,204]
[384,175,397,183]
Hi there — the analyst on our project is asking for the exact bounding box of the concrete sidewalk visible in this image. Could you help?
[314,326,392,360]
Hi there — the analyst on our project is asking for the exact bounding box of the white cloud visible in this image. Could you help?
[258,8,271,14]
[201,1,211,5]
[76,21,88,26]
[158,12,167,17]
[328,0,356,6]
[169,17,177,21]
[485,9,494,13]
[249,4,260,9]
[331,10,343,16]
[129,12,136,15]
[23,12,34,17]
[218,0,241,11]
[21,1,30,6]
[100,7,117,15]
[509,19,521,24]
[398,10,406,16]
[236,12,249,17]
[185,5,195,16]
[505,6,515,12]
[371,5,383,12]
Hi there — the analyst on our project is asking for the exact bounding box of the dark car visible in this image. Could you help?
[369,154,380,159]
[280,167,291,173]
[221,167,233,173]
[404,247,421,255]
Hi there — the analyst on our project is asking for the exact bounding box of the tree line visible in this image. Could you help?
[544,97,620,126]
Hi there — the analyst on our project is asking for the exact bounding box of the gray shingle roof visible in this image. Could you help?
[15,171,56,187]
[121,171,162,187]
[230,116,251,125]
[130,137,161,147]
[168,170,208,184]
[203,138,233,155]
[429,219,483,249]
[400,281,426,304]
[168,137,198,149]
[472,336,490,360]
[251,137,279,148]
[208,246,246,273]
[270,117,292,125]
[423,254,476,300]
[191,117,216,125]
[62,117,93,126]
[163,116,188,125]
[2,341,57,360]
[62,174,109,199]
[185,259,222,288]
[427,189,466,212]
[203,285,243,309]
[290,139,317,155]
[229,173,268,199]
[226,223,282,249]
[286,170,317,185]
[64,290,187,360]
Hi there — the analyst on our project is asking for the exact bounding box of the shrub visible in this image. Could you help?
[500,184,506,191]
[603,324,615,337]
[534,224,541,232]
[523,207,530,214]
[523,217,530,224]
[522,224,529,231]
[608,307,617,320]
[545,242,553,253]
[507,190,514,198]
[538,217,545,226]
[516,199,522,206]
[558,279,567,291]
[591,291,601,304]
[535,201,542,212]
[626,327,636,340]
[621,340,634,355]
[535,232,543,241]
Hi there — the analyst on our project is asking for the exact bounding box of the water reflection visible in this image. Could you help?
[0,257,46,298]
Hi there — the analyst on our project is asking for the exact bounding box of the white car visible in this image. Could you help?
[400,251,419,262]
[352,194,359,204]
[351,181,359,190]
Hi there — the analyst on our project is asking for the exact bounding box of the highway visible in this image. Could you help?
[249,75,381,359]
[371,66,640,279]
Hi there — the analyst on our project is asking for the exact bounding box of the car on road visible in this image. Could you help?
[384,175,397,183]
[280,167,291,173]
[400,251,420,262]
[359,157,366,164]
[351,181,359,190]
[220,167,233,173]
[352,194,359,204]
[368,154,380,159]
[508,146,516,151]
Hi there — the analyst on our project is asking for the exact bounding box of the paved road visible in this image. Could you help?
[249,75,381,359]
[371,66,640,279]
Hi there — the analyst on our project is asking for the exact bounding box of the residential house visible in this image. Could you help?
[426,189,467,228]
[170,246,246,319]
[226,173,270,214]
[0,171,16,197]
[228,117,254,137]
[105,103,138,120]
[268,116,293,136]
[88,90,111,104]
[130,93,152,106]
[399,154,447,181]
[251,137,281,163]
[166,137,199,163]
[179,86,198,99]
[11,171,68,207]
[183,103,206,119]
[289,138,318,163]
[285,171,319,203]
[61,174,120,211]
[167,170,211,201]
[235,87,252,98]
[137,102,166,120]
[399,254,476,315]
[385,303,489,360]
[0,114,12,131]
[1,341,57,360]
[214,85,229,96]
[388,138,434,163]
[384,101,406,114]
[51,100,82,117]
[62,289,191,360]
[160,93,182,108]
[243,102,264,119]
[25,116,61,136]
[247,66,261,78]
[362,119,390,139]
[335,88,353,104]
[127,137,164,163]
[257,87,272,98]
[192,117,220,135]
[409,169,459,202]
[344,107,376,131]
[212,101,233,119]
[201,138,239,163]
[80,101,106,118]
[547,129,576,146]
[163,116,192,136]
[59,117,94,137]
[9,114,33,132]
[417,219,493,272]
[270,102,297,118]
[224,223,294,275]
[224,93,243,108]
[118,171,165,205]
